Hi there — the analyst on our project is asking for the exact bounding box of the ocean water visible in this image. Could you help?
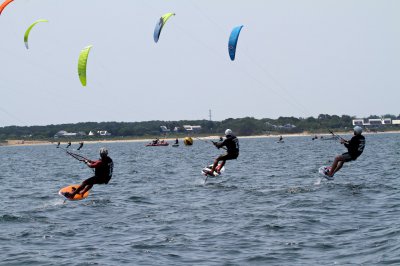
[0,133,399,265]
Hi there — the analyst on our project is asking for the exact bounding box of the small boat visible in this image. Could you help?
[146,142,169,147]
[172,143,179,147]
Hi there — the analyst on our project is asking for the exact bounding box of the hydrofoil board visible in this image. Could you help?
[318,166,334,180]
[58,184,89,201]
[202,164,225,177]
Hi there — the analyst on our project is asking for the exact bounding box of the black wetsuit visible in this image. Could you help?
[216,135,239,160]
[85,156,114,185]
[343,135,365,161]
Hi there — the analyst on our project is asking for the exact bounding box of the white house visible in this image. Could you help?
[352,118,392,126]
[54,130,78,138]
[183,125,202,132]
[97,131,111,136]
[160,126,170,132]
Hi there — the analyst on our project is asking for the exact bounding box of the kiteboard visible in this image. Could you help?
[202,164,225,177]
[58,184,89,201]
[318,166,334,180]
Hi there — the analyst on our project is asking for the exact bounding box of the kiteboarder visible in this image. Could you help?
[326,126,365,177]
[77,141,84,151]
[66,142,71,149]
[65,148,113,199]
[206,129,239,176]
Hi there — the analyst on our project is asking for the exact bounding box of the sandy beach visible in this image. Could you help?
[1,130,399,147]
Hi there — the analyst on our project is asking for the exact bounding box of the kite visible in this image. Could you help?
[228,25,244,61]
[153,13,175,43]
[78,45,93,87]
[0,0,14,15]
[24,19,49,49]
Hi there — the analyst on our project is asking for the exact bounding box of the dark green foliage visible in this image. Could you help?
[0,114,398,141]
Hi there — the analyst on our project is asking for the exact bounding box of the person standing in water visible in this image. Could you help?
[326,126,365,177]
[206,129,239,176]
[66,148,113,199]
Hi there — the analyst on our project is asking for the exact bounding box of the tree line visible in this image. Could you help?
[0,114,399,141]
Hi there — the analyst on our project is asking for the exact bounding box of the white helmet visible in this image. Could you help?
[225,129,233,136]
[99,147,108,156]
[353,126,362,135]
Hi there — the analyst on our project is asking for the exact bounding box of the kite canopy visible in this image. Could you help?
[78,45,93,87]
[153,12,175,43]
[228,25,244,61]
[24,19,49,49]
[0,0,14,15]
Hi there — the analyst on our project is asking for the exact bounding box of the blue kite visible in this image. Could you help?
[228,25,244,61]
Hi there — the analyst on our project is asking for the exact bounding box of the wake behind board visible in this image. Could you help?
[202,164,225,177]
[58,184,89,201]
[318,166,334,180]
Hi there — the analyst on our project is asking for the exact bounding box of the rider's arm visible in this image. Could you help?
[340,137,349,145]
[214,139,225,149]
[86,159,101,168]
[342,137,353,148]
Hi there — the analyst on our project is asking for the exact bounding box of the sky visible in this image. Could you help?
[0,0,399,127]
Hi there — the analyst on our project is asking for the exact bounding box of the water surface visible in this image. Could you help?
[0,133,399,265]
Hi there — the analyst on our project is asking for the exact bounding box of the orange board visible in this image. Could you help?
[58,184,89,201]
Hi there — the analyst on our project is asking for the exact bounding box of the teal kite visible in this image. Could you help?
[228,25,244,61]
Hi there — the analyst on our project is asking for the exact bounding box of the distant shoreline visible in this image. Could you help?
[1,131,399,147]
